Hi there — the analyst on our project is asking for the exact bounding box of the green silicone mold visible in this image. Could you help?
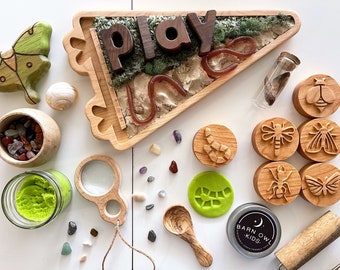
[188,171,234,218]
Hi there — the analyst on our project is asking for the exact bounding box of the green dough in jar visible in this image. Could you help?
[15,175,56,221]
[188,171,234,218]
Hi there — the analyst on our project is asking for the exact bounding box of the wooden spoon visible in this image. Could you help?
[163,205,213,267]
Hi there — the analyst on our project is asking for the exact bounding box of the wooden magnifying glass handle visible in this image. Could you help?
[275,210,340,270]
[74,155,128,225]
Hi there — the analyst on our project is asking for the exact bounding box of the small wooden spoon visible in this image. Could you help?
[163,205,213,267]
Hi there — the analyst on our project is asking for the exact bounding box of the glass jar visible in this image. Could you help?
[1,170,72,229]
[254,52,300,109]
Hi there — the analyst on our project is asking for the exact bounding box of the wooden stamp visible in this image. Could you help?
[293,74,340,118]
[0,22,52,104]
[252,117,299,161]
[299,162,340,207]
[63,10,301,150]
[193,124,237,167]
[253,161,301,205]
[298,118,340,162]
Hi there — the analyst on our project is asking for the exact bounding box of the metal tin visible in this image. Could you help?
[226,203,281,258]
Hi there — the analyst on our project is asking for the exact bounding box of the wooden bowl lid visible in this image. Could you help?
[298,118,340,162]
[252,117,299,161]
[253,161,301,205]
[293,74,340,118]
[192,124,237,167]
[300,162,340,207]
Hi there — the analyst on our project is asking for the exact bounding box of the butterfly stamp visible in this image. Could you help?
[0,22,52,104]
[300,162,340,207]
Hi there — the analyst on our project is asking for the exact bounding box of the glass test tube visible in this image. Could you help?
[254,52,300,109]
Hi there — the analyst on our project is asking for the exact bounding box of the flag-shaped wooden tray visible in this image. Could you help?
[63,10,301,150]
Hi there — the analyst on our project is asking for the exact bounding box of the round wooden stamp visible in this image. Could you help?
[252,117,299,161]
[300,162,340,207]
[293,74,340,118]
[298,118,340,162]
[253,161,301,206]
[192,124,237,167]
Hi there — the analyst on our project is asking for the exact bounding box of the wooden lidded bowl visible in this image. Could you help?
[0,108,61,167]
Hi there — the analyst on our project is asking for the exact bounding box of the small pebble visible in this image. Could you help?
[4,129,19,138]
[173,130,182,144]
[145,204,154,210]
[26,151,36,159]
[8,140,24,155]
[169,160,178,173]
[80,255,87,263]
[158,190,166,198]
[1,136,13,147]
[139,166,147,174]
[61,242,72,255]
[132,193,147,202]
[147,230,157,242]
[147,176,155,183]
[83,240,93,247]
[67,221,77,235]
[149,143,161,155]
[90,228,98,237]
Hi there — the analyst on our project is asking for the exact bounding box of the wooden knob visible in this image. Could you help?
[299,162,340,207]
[252,117,299,161]
[293,74,340,118]
[192,124,237,167]
[253,161,301,205]
[298,118,340,162]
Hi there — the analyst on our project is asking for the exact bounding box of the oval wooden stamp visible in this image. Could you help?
[252,117,299,161]
[298,118,340,162]
[192,124,237,167]
[253,161,301,205]
[300,162,340,207]
[293,74,340,118]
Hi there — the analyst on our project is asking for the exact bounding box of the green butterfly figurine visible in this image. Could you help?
[0,22,52,104]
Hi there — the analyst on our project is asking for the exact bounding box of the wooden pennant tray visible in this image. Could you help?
[63,10,301,150]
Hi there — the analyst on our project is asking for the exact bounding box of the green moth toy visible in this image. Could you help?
[0,22,52,104]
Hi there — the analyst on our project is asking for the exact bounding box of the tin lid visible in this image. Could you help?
[226,203,281,258]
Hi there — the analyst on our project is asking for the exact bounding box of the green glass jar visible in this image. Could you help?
[1,170,72,229]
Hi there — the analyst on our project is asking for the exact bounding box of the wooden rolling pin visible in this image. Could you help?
[275,210,340,270]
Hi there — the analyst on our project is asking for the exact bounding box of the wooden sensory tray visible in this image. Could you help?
[63,10,301,150]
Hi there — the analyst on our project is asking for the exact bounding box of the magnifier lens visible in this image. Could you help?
[80,160,115,195]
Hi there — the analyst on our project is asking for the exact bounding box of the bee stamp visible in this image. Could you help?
[252,117,299,161]
[298,118,340,162]
[300,162,340,207]
[193,124,237,167]
[253,161,301,205]
[293,74,340,118]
